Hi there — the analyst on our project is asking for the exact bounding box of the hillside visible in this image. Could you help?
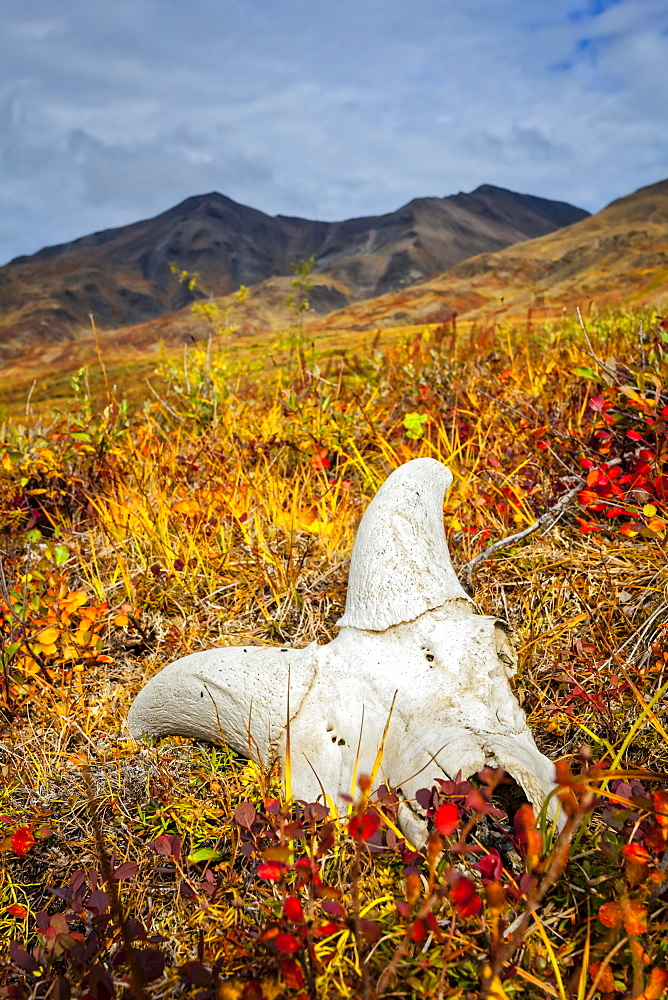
[2,180,667,399]
[309,177,668,332]
[0,185,586,366]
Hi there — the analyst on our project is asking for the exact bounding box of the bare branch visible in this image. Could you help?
[462,479,585,584]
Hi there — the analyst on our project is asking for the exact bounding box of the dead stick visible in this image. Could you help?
[82,767,148,1000]
[463,479,585,583]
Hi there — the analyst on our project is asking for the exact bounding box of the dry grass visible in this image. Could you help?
[0,307,667,998]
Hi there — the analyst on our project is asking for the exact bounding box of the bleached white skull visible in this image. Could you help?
[128,458,561,844]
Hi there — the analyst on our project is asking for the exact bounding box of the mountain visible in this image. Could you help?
[304,178,668,333]
[0,185,588,365]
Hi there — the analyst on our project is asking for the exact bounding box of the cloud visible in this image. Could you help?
[0,0,667,262]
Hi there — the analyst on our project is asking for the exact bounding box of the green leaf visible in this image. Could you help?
[403,412,429,440]
[1,642,21,663]
[53,544,69,566]
[573,366,597,379]
[188,846,222,864]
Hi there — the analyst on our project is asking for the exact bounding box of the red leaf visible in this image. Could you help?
[284,896,304,923]
[87,889,109,915]
[359,918,382,943]
[234,801,257,830]
[280,957,304,989]
[9,941,39,972]
[450,876,482,917]
[515,803,543,869]
[604,506,627,518]
[11,827,35,856]
[434,802,459,836]
[241,982,263,1000]
[579,488,600,506]
[150,835,173,857]
[347,811,380,841]
[274,932,300,953]
[257,861,284,881]
[577,518,602,533]
[410,919,427,943]
[627,430,643,442]
[473,849,503,882]
[179,961,212,987]
[135,948,165,983]
[590,961,616,992]
[111,861,138,880]
[313,921,339,937]
[7,904,27,918]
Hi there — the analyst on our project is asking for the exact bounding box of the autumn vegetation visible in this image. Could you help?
[0,303,667,998]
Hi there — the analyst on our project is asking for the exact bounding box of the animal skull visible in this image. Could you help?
[128,458,561,844]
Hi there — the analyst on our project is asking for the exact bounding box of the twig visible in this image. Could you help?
[25,380,37,421]
[463,479,585,583]
[471,387,585,447]
[576,307,621,384]
[82,766,148,1000]
[144,378,181,419]
[481,792,595,997]
[127,613,153,648]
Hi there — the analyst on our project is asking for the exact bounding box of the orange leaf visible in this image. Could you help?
[590,961,616,993]
[598,901,622,928]
[642,967,668,1000]
[622,901,647,935]
[515,803,543,869]
[622,843,651,863]
[654,791,668,828]
[37,626,59,646]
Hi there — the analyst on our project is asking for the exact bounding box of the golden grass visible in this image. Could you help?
[0,307,667,998]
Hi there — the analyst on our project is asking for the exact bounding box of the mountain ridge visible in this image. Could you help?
[305,177,668,333]
[0,183,588,365]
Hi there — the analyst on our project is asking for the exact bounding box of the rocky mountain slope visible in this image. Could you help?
[306,177,668,333]
[0,185,587,364]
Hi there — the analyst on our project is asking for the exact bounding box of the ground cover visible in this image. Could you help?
[0,307,667,998]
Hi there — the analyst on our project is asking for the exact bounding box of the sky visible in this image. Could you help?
[1,0,667,265]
